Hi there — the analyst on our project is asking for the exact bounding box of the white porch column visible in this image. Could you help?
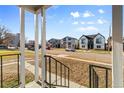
[41,7,46,87]
[20,7,25,88]
[112,5,123,88]
[34,12,39,82]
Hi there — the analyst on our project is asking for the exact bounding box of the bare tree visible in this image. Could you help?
[0,25,15,46]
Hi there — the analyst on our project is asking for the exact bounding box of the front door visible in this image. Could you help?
[88,40,93,49]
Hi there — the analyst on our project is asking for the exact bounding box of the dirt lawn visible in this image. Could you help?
[27,48,113,87]
[46,48,112,64]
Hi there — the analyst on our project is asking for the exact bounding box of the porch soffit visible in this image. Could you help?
[18,5,51,14]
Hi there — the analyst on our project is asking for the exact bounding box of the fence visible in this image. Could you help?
[0,53,21,88]
[89,64,111,88]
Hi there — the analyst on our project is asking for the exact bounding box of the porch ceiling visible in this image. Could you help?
[18,5,51,14]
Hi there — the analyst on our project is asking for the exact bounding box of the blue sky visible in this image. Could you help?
[0,5,113,43]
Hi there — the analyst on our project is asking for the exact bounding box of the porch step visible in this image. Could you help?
[25,81,41,88]
[25,62,86,88]
[25,80,86,88]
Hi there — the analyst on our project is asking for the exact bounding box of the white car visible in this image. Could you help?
[8,46,17,50]
[65,48,75,52]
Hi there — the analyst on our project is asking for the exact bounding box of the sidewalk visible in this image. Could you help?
[25,62,86,88]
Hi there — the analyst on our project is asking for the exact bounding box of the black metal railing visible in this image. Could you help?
[44,55,70,88]
[0,53,21,88]
[89,64,111,88]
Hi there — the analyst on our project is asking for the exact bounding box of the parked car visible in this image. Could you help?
[8,46,17,50]
[0,45,7,49]
[65,48,75,52]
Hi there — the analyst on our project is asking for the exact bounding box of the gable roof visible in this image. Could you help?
[62,36,77,40]
[48,38,60,42]
[85,34,98,39]
[79,33,105,40]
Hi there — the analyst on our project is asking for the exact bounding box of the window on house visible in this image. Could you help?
[81,39,86,44]
[63,38,66,41]
[97,45,101,48]
[82,45,85,48]
[10,40,14,44]
[68,38,71,41]
[62,42,65,45]
[68,42,71,45]
[96,37,102,44]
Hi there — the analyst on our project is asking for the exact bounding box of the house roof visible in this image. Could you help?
[62,36,77,40]
[79,33,105,40]
[49,38,60,40]
[48,38,60,42]
[85,34,98,39]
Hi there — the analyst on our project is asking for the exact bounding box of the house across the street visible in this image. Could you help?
[27,40,35,50]
[79,33,105,50]
[8,33,20,49]
[60,36,78,49]
[47,38,61,48]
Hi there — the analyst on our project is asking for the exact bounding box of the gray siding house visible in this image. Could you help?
[79,33,105,50]
[60,36,78,49]
[48,38,60,48]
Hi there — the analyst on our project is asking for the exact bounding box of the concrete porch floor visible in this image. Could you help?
[25,62,86,88]
[25,80,86,88]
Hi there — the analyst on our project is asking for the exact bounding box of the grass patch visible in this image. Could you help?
[1,70,34,88]
[0,63,34,88]
[0,49,19,55]
[0,50,36,64]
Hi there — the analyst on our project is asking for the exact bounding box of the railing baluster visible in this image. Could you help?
[60,63,62,86]
[92,68,95,88]
[105,69,108,88]
[68,68,69,88]
[94,71,97,88]
[64,66,66,86]
[55,60,57,85]
[1,56,3,88]
[89,65,91,88]
[45,56,47,82]
[96,74,99,88]
[49,57,51,88]
[17,54,20,85]
[94,70,98,88]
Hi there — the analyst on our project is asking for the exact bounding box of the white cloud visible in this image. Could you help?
[82,11,95,18]
[97,19,103,24]
[98,9,105,14]
[81,21,85,24]
[72,21,78,25]
[77,26,98,31]
[80,21,94,25]
[97,18,107,24]
[87,21,95,24]
[70,11,80,18]
[59,20,64,23]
